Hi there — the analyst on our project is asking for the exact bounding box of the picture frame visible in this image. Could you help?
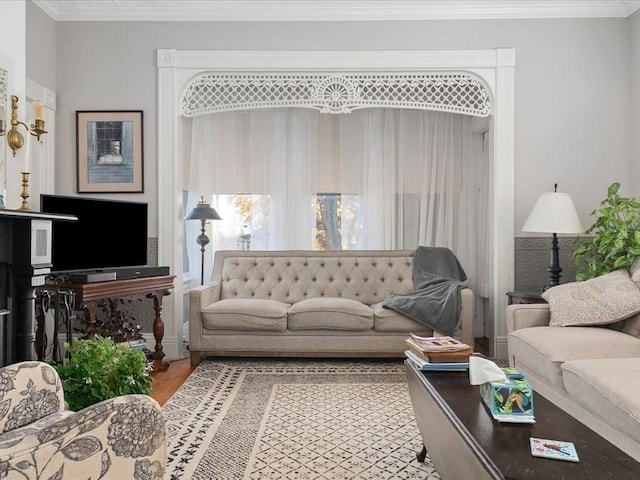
[76,110,144,193]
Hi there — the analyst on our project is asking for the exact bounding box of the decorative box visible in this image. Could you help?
[479,371,534,417]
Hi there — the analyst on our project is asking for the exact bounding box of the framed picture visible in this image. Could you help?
[76,110,144,193]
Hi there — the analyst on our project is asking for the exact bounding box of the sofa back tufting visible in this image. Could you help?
[216,250,416,305]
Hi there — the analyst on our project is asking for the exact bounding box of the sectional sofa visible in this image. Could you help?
[507,268,640,461]
[189,249,475,365]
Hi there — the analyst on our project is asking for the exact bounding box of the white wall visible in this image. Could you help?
[49,18,630,238]
[26,0,56,92]
[1,1,26,210]
[630,10,640,196]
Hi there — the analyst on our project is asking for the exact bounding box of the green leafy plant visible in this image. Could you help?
[573,182,640,281]
[54,335,153,411]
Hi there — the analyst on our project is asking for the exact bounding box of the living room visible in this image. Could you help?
[2,1,639,365]
[1,2,640,477]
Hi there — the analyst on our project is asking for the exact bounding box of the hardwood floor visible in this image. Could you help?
[151,336,489,407]
[150,357,195,407]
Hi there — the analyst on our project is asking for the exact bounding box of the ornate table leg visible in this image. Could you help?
[147,289,170,372]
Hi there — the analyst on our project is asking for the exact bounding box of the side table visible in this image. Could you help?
[506,291,546,305]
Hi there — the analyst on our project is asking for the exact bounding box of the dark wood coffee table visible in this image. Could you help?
[405,360,639,479]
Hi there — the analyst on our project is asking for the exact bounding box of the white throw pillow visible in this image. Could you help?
[542,269,640,327]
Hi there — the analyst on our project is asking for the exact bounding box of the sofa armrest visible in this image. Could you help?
[506,303,551,334]
[0,361,66,433]
[0,394,166,479]
[458,288,475,348]
[189,282,221,350]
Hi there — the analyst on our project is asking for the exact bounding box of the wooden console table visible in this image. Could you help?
[54,275,175,372]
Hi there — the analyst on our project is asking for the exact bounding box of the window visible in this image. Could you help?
[315,194,362,250]
[208,193,364,251]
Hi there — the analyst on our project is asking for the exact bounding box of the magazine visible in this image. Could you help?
[530,437,579,462]
[408,333,471,352]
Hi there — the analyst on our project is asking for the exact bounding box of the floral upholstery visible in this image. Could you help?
[0,361,166,479]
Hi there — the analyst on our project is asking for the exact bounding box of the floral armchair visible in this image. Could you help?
[0,361,166,479]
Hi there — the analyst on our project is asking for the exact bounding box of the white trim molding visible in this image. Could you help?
[34,1,640,22]
[157,48,515,360]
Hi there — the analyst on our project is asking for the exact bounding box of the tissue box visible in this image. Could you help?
[480,372,534,417]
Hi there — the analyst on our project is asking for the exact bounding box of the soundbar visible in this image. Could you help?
[114,266,170,280]
[68,272,117,283]
[63,266,171,284]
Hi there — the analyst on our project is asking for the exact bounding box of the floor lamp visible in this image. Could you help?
[522,184,584,291]
[185,197,222,285]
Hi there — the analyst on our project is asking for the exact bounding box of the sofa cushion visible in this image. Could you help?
[509,326,640,389]
[201,298,289,331]
[542,269,640,327]
[287,298,374,331]
[562,358,640,445]
[622,313,640,339]
[371,302,432,332]
[629,257,640,283]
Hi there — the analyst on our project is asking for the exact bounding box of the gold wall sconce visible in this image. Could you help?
[0,95,47,157]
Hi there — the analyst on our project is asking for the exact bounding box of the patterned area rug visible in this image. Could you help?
[163,358,441,480]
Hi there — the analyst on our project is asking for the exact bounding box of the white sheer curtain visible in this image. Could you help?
[185,107,486,294]
[185,109,318,281]
[334,108,481,294]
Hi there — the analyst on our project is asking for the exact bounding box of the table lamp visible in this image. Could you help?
[185,196,222,285]
[522,184,584,290]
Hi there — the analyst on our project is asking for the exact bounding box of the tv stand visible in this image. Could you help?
[45,275,175,372]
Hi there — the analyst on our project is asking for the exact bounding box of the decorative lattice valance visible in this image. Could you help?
[181,72,491,117]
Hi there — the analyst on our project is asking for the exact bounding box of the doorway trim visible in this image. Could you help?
[157,48,515,360]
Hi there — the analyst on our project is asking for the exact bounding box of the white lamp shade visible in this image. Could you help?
[522,192,584,234]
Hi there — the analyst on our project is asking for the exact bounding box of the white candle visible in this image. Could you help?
[34,101,44,121]
[22,131,30,173]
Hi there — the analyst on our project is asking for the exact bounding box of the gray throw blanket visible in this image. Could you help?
[382,246,468,336]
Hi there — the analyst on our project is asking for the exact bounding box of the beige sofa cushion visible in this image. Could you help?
[542,269,640,327]
[371,302,431,332]
[622,313,640,338]
[202,298,289,331]
[287,298,374,331]
[562,358,640,444]
[509,326,640,389]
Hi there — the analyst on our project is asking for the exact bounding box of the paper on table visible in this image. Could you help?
[469,356,508,385]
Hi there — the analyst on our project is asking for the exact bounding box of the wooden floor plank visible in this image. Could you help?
[150,357,195,406]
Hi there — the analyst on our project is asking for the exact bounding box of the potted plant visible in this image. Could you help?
[53,335,153,411]
[573,182,640,281]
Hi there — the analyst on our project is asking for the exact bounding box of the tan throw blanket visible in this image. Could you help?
[382,246,467,336]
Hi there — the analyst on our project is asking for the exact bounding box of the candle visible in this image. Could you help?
[34,101,44,121]
[22,131,30,173]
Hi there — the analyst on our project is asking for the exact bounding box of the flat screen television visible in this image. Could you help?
[40,194,148,273]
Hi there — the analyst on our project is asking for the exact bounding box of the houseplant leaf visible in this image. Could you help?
[573,182,640,281]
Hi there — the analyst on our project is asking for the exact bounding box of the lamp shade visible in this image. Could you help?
[522,191,584,234]
[185,197,222,221]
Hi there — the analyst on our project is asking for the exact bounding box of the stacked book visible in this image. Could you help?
[118,338,148,351]
[404,333,473,371]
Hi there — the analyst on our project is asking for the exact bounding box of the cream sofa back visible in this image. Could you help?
[216,250,415,305]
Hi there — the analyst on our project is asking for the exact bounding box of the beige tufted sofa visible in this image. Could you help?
[189,250,475,366]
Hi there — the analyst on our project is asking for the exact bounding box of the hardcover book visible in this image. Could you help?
[405,350,469,371]
[530,437,579,462]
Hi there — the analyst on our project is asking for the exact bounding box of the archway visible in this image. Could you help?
[157,48,515,360]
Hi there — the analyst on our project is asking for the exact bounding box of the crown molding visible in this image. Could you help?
[32,1,640,22]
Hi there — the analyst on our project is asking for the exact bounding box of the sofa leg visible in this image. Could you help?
[190,351,201,366]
